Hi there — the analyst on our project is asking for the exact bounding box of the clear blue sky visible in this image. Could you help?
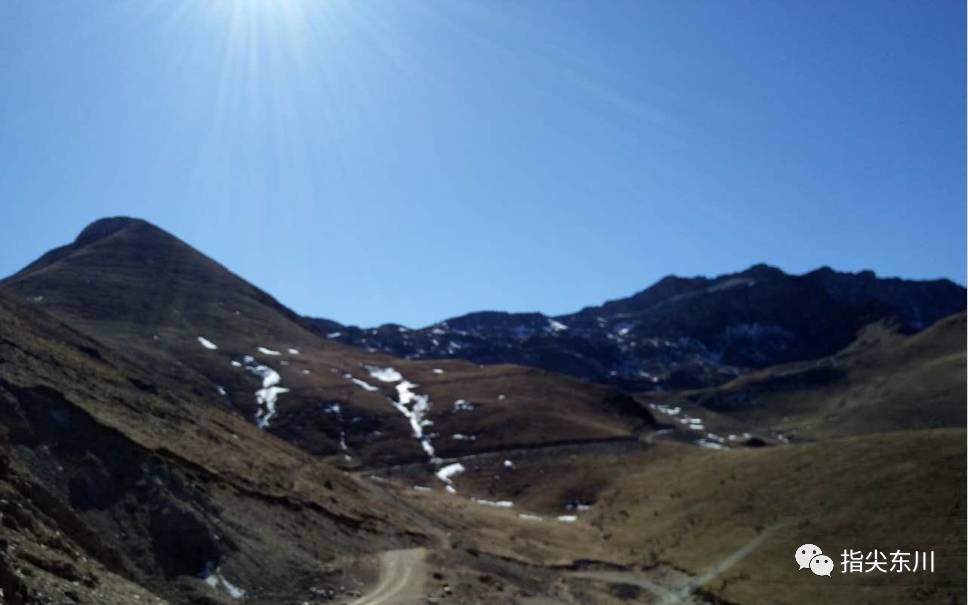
[2,1,964,327]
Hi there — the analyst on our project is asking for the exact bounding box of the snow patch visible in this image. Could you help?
[288,348,300,355]
[557,515,578,523]
[548,319,568,332]
[346,374,379,392]
[257,347,281,356]
[368,368,463,488]
[243,355,288,428]
[366,366,403,383]
[649,403,681,416]
[436,463,465,485]
[390,380,435,457]
[473,499,513,508]
[197,336,218,350]
[201,564,245,600]
[323,403,348,451]
[697,439,727,450]
[453,399,475,412]
[678,416,705,431]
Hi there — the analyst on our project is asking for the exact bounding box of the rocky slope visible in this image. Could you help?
[679,312,967,440]
[308,264,964,391]
[0,217,964,605]
[633,310,967,444]
[0,293,420,605]
[0,218,656,472]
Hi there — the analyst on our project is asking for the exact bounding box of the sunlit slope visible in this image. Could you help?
[0,218,655,470]
[393,428,965,605]
[588,430,966,605]
[671,312,966,440]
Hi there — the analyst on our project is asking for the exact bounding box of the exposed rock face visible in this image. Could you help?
[309,263,964,390]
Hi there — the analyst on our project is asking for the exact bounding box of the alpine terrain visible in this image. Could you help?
[0,217,964,605]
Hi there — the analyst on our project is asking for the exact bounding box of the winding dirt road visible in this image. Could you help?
[348,548,427,605]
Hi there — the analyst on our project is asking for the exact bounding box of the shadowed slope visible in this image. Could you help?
[310,264,964,391]
[676,312,967,440]
[0,218,656,471]
[0,293,424,604]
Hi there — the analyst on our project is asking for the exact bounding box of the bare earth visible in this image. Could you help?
[349,549,427,605]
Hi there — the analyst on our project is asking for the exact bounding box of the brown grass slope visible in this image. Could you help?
[363,313,967,604]
[0,293,426,605]
[587,431,967,605]
[0,218,654,469]
[398,429,965,605]
[663,312,966,441]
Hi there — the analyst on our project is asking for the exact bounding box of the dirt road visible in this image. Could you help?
[570,525,781,604]
[348,548,427,605]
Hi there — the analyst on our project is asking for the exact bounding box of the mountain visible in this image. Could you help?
[307,263,965,391]
[639,311,967,443]
[0,292,421,605]
[401,312,966,604]
[0,218,656,469]
[1,217,964,604]
[685,312,967,440]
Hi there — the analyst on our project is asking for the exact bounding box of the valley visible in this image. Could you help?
[0,218,963,605]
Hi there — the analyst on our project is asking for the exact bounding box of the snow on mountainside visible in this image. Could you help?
[0,217,657,469]
[307,263,965,391]
[1,217,965,605]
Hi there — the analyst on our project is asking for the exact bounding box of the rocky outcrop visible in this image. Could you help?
[309,264,964,390]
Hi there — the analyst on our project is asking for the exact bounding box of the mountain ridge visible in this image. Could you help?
[0,217,657,468]
[6,217,963,394]
[0,216,964,604]
[308,262,965,391]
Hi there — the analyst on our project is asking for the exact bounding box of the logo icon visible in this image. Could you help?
[795,544,831,577]
[809,554,834,576]
[795,544,822,570]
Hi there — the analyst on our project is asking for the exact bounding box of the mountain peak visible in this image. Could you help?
[2,215,303,332]
[74,216,166,247]
[738,263,786,280]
